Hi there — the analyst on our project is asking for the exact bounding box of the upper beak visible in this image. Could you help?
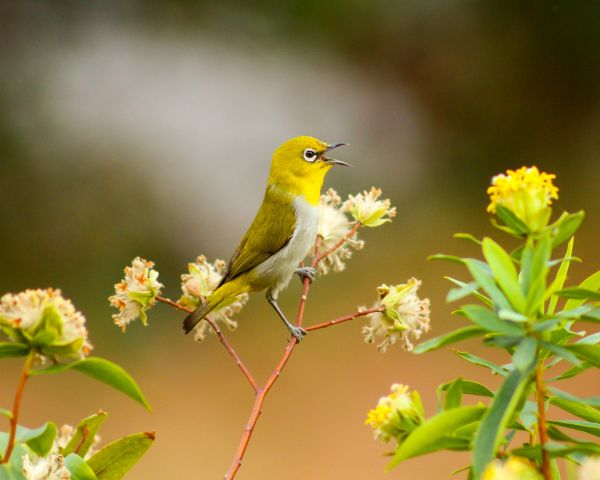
[322,142,351,167]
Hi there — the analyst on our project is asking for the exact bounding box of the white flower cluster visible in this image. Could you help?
[21,424,101,480]
[0,288,92,357]
[109,257,163,332]
[344,186,397,227]
[179,256,248,342]
[362,278,430,352]
[579,456,600,480]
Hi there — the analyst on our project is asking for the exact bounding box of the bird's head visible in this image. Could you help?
[268,136,349,204]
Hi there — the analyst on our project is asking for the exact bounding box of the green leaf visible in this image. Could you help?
[472,366,534,478]
[482,238,526,311]
[550,210,584,248]
[540,342,582,367]
[548,420,600,437]
[0,409,12,420]
[0,343,30,359]
[549,387,600,408]
[16,422,57,457]
[550,396,600,423]
[63,411,108,457]
[31,357,151,411]
[64,454,98,480]
[513,338,537,372]
[549,362,591,381]
[525,236,552,314]
[413,326,486,354]
[0,438,28,480]
[455,351,508,376]
[561,344,600,368]
[444,277,492,306]
[498,309,528,322]
[462,305,525,337]
[556,288,600,301]
[548,237,575,315]
[388,406,486,468]
[87,432,155,480]
[494,205,530,235]
[564,270,600,311]
[466,259,513,311]
[444,379,463,410]
[428,254,466,265]
[453,233,482,246]
[0,464,27,480]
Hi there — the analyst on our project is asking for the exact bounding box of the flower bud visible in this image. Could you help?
[344,187,396,227]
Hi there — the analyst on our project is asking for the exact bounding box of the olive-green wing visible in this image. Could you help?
[218,187,297,286]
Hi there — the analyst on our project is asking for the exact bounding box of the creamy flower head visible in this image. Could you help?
[0,288,92,357]
[22,453,71,480]
[482,457,543,480]
[179,256,248,342]
[316,188,364,275]
[487,166,558,232]
[579,456,600,480]
[362,279,430,352]
[365,384,424,443]
[109,257,163,332]
[344,187,396,227]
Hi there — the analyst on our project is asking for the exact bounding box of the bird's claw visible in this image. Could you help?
[290,326,308,342]
[295,266,317,283]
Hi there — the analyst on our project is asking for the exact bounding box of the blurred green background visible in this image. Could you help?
[1,1,599,478]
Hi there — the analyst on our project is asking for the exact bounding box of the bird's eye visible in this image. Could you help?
[303,148,317,162]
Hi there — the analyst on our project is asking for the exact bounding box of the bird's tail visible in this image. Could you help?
[182,279,245,334]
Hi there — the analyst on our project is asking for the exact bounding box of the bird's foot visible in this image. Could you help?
[289,325,308,342]
[295,266,317,283]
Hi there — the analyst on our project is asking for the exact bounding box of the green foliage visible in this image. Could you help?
[87,432,155,480]
[380,174,600,478]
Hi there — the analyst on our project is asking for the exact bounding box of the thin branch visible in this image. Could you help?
[535,360,551,480]
[315,222,362,264]
[156,296,257,392]
[2,352,34,464]
[306,306,384,332]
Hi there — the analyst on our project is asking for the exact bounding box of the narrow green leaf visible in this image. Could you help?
[563,344,600,368]
[472,367,534,478]
[540,342,581,367]
[550,397,600,423]
[494,205,530,235]
[413,326,486,354]
[428,254,466,265]
[444,379,463,410]
[16,422,57,457]
[31,358,151,411]
[548,420,600,437]
[548,237,575,315]
[550,210,584,248]
[455,351,508,376]
[0,409,12,420]
[564,270,600,311]
[526,236,552,314]
[549,387,600,408]
[0,343,30,359]
[453,233,482,246]
[466,259,512,310]
[513,338,537,372]
[556,288,600,301]
[549,362,591,381]
[462,305,525,337]
[87,432,155,480]
[0,463,26,480]
[388,406,486,468]
[64,454,97,480]
[498,309,528,322]
[444,277,492,306]
[63,411,108,457]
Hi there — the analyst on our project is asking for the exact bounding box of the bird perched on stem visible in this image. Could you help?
[183,136,349,341]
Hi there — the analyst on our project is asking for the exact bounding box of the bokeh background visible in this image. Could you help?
[1,1,599,478]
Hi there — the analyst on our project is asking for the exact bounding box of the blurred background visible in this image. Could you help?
[1,1,599,478]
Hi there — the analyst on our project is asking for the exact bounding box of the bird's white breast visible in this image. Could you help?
[253,195,319,298]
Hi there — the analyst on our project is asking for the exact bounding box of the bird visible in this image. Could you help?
[183,136,349,341]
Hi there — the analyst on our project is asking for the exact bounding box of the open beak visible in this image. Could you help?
[321,142,351,167]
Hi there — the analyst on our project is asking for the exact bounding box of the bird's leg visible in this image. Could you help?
[295,266,316,283]
[266,292,307,342]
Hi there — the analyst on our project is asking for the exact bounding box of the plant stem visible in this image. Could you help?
[535,360,551,480]
[2,352,34,464]
[305,306,384,331]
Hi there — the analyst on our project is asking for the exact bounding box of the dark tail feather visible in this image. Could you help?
[183,302,214,334]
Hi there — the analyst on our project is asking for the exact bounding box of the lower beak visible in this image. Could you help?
[322,142,351,167]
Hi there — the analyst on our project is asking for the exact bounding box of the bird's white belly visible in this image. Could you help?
[253,195,319,298]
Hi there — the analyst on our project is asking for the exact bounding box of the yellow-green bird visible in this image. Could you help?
[183,136,349,341]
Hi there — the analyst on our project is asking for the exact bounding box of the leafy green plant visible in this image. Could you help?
[0,289,153,479]
[367,167,600,479]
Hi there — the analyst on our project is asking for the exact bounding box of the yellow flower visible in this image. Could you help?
[365,384,424,443]
[579,456,600,480]
[487,166,558,232]
[344,187,396,227]
[482,457,543,480]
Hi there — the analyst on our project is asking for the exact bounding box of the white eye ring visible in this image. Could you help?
[303,148,317,162]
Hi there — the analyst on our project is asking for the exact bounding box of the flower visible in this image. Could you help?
[362,279,430,352]
[22,453,71,480]
[579,456,600,480]
[482,457,543,480]
[0,288,92,357]
[487,166,559,232]
[344,187,396,227]
[316,188,364,275]
[365,384,424,443]
[109,257,163,332]
[179,256,248,342]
